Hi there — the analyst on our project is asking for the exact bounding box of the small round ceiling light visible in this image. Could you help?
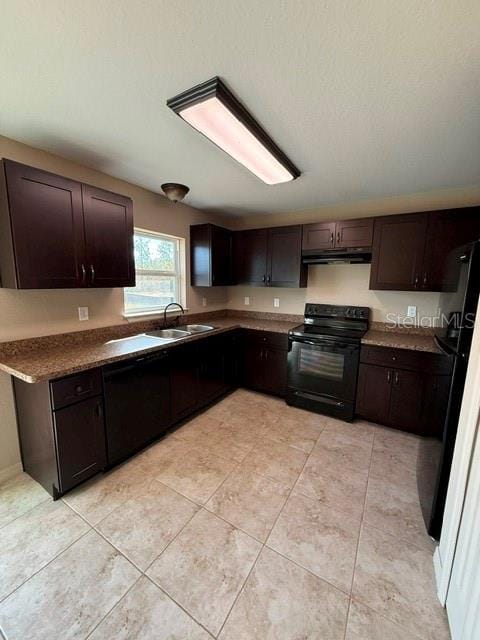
[161,183,190,203]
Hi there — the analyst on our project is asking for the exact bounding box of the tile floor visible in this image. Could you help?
[0,389,450,639]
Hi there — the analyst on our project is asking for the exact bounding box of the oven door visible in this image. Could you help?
[287,336,360,419]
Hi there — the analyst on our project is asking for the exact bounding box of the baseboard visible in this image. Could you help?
[0,462,23,484]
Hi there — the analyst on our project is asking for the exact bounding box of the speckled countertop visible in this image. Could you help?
[0,314,301,384]
[361,329,440,353]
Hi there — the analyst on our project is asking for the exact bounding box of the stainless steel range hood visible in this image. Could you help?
[302,248,372,265]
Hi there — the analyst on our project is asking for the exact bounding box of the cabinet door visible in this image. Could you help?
[242,343,265,391]
[388,369,425,434]
[53,397,106,493]
[302,221,336,251]
[335,218,373,249]
[262,347,288,396]
[233,229,268,286]
[170,345,199,422]
[211,225,233,286]
[356,363,392,424]
[423,209,480,291]
[82,185,134,287]
[369,214,428,290]
[267,226,306,288]
[198,336,227,403]
[3,160,85,288]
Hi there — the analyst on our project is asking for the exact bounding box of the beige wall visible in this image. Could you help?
[229,185,480,229]
[0,135,229,475]
[228,264,460,325]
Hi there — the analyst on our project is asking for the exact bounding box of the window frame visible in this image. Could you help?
[123,228,183,317]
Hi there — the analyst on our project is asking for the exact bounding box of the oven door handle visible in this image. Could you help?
[289,336,358,351]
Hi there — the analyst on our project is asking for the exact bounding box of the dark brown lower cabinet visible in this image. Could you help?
[14,369,106,498]
[241,330,288,397]
[197,335,228,403]
[356,345,453,436]
[356,364,392,425]
[170,344,200,423]
[53,397,106,492]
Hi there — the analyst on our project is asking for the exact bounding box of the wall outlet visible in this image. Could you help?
[78,306,89,321]
[407,305,417,318]
[273,297,280,308]
[244,296,250,306]
[202,297,207,307]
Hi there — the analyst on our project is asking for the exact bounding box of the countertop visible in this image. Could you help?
[0,315,299,384]
[361,329,439,353]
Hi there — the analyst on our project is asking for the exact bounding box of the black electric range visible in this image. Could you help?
[286,303,370,421]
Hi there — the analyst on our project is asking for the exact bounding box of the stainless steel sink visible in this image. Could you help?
[145,329,191,340]
[178,324,215,333]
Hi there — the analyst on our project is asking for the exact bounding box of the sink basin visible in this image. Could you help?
[145,329,191,340]
[178,324,215,333]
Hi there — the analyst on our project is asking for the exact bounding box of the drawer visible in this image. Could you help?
[242,329,288,350]
[360,345,452,374]
[50,369,103,410]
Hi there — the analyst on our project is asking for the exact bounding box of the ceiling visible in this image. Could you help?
[1,1,479,216]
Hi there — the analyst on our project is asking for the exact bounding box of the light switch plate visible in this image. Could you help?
[407,305,417,318]
[202,297,207,307]
[244,296,250,306]
[78,306,89,321]
[273,298,280,308]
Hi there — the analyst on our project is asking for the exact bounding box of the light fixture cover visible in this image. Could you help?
[161,182,190,203]
[167,77,300,185]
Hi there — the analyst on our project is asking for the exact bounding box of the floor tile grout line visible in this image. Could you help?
[83,574,143,640]
[143,574,216,638]
[347,595,427,640]
[215,422,324,639]
[0,527,92,607]
[0,493,51,532]
[342,428,376,640]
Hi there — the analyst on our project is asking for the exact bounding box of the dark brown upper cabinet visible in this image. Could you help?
[302,218,373,252]
[422,207,480,291]
[302,221,336,251]
[190,223,232,286]
[82,185,135,288]
[233,225,307,288]
[0,159,134,289]
[233,228,268,286]
[369,213,428,290]
[370,207,480,291]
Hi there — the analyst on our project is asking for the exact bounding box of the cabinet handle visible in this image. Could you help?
[95,402,103,418]
[387,370,391,383]
[336,232,340,245]
[330,232,334,245]
[423,272,428,288]
[264,350,268,361]
[80,264,86,285]
[90,264,95,284]
[414,274,419,288]
[266,275,271,285]
[262,275,266,283]
[394,371,399,384]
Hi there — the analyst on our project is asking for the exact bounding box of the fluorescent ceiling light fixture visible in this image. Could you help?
[167,77,300,185]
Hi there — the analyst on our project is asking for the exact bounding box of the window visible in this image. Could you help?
[124,229,182,315]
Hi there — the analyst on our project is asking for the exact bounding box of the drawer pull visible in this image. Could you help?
[75,385,84,394]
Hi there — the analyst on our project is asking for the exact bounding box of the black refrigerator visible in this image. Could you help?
[418,239,480,540]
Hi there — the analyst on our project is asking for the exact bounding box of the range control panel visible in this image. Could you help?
[304,303,370,320]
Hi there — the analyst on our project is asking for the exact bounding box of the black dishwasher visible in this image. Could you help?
[103,351,171,466]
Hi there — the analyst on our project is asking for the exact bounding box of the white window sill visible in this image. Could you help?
[123,308,189,322]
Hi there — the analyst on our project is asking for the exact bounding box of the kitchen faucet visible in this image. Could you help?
[163,302,185,327]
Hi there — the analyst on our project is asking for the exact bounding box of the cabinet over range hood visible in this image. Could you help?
[302,247,372,265]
